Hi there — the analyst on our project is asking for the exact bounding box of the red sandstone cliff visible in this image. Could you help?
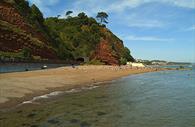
[0,2,57,59]
[91,39,120,65]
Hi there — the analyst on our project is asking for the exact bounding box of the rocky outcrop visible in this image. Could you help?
[0,3,30,30]
[91,39,120,65]
[0,3,49,44]
[0,27,57,59]
[0,2,57,59]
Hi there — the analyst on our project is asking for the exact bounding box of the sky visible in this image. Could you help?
[28,0,195,63]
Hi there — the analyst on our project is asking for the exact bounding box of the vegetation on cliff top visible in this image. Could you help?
[0,0,134,64]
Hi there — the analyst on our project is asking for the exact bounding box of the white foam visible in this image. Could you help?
[32,91,64,101]
[19,91,63,106]
[49,91,63,96]
[19,85,100,106]
[22,101,33,104]
[65,89,81,93]
[82,85,99,90]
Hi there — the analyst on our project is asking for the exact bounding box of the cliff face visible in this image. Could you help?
[0,2,57,59]
[91,39,120,65]
[90,27,128,65]
[0,24,56,59]
[0,3,32,33]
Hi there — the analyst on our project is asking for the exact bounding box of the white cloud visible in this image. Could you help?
[126,17,164,28]
[124,35,173,41]
[107,0,195,13]
[106,0,143,13]
[29,0,195,17]
[28,0,60,16]
[181,25,195,31]
[69,0,110,16]
[29,0,60,6]
[166,0,195,9]
[58,0,193,28]
[186,25,195,31]
[128,21,163,28]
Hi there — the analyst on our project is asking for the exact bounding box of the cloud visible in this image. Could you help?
[64,0,112,16]
[106,0,143,13]
[28,0,60,6]
[166,0,195,9]
[124,35,173,41]
[59,0,192,28]
[28,0,195,17]
[107,0,195,13]
[128,21,163,28]
[186,25,195,31]
[28,0,60,16]
[126,17,164,28]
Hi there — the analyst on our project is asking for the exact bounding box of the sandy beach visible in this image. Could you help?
[0,65,170,108]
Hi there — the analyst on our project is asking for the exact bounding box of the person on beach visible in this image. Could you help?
[71,64,75,68]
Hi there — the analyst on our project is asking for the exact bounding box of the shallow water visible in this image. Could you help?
[0,69,195,127]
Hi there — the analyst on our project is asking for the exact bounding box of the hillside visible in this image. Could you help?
[0,0,134,65]
[0,0,57,60]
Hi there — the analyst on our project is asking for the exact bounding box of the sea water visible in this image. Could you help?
[0,67,194,127]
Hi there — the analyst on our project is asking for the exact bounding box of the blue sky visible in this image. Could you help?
[28,0,195,63]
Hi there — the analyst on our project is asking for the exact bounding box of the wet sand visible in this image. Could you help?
[0,65,170,108]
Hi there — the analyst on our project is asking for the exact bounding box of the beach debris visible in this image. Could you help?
[71,64,75,68]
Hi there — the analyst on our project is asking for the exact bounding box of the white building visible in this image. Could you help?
[127,62,145,67]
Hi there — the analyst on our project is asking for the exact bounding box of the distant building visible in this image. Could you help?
[127,62,145,67]
[136,59,144,62]
[151,61,167,65]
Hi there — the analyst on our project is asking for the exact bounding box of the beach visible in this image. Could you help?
[0,65,170,108]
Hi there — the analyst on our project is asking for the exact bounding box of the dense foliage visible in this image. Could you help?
[44,12,135,63]
[44,13,102,59]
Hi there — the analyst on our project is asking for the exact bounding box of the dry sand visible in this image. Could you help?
[0,65,169,108]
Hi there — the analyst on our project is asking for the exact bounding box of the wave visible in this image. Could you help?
[19,85,100,106]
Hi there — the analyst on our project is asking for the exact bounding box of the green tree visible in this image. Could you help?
[65,11,73,18]
[78,12,87,19]
[119,57,127,65]
[58,43,73,60]
[122,47,135,62]
[16,0,30,13]
[57,15,61,18]
[96,12,108,24]
[22,47,32,58]
[31,4,44,23]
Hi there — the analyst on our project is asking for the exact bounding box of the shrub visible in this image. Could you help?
[32,55,41,60]
[22,47,32,58]
[119,57,127,65]
[85,59,105,65]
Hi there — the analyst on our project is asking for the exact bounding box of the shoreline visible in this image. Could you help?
[0,65,174,109]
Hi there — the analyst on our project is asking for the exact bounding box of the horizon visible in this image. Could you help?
[28,0,195,63]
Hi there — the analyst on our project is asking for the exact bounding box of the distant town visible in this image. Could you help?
[135,59,191,65]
